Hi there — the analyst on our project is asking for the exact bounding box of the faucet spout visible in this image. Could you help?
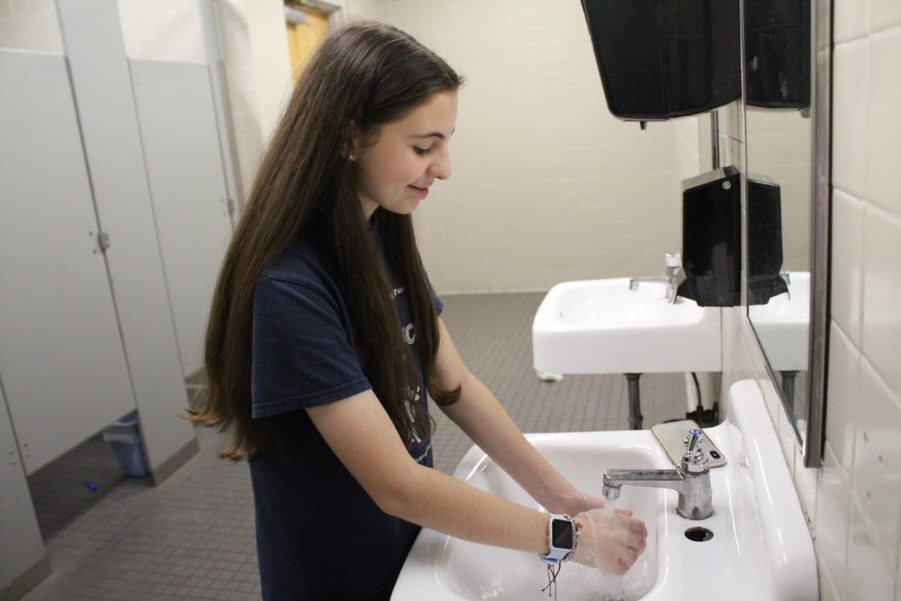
[627,253,683,303]
[603,469,686,496]
[602,430,714,520]
[604,468,712,520]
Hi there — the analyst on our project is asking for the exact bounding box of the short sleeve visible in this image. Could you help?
[251,275,372,419]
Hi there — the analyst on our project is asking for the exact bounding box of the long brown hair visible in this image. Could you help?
[191,21,463,460]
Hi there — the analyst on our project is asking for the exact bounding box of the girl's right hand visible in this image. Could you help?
[571,509,648,575]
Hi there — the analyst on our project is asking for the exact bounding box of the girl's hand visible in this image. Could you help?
[571,509,647,575]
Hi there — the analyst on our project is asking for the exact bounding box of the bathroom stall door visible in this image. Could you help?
[129,60,233,378]
[0,49,135,474]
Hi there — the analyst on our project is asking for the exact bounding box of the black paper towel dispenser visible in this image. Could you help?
[580,0,742,122]
[744,0,811,109]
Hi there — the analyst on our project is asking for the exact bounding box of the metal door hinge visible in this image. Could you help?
[98,231,111,252]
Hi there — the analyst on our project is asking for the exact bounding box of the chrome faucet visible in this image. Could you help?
[628,253,683,303]
[602,429,713,520]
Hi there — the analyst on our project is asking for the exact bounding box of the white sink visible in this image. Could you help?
[392,381,818,601]
[748,272,810,371]
[532,278,721,374]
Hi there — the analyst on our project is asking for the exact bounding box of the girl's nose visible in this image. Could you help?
[429,150,452,180]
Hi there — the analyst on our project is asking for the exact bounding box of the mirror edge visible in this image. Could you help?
[804,0,832,468]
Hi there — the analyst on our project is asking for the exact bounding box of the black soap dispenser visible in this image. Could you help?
[580,0,742,123]
[747,174,789,304]
[677,166,742,306]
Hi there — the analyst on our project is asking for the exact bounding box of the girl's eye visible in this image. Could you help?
[414,146,433,156]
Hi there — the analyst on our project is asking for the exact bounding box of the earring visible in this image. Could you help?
[348,153,356,161]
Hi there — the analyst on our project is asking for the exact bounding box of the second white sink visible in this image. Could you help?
[532,278,721,374]
[748,272,810,371]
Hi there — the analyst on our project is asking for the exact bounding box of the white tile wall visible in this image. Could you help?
[826,323,860,472]
[847,500,897,601]
[724,4,901,601]
[870,0,901,33]
[820,568,842,601]
[816,443,853,599]
[853,358,901,566]
[832,39,868,200]
[830,190,865,345]
[834,0,869,43]
[861,207,901,393]
[866,29,901,219]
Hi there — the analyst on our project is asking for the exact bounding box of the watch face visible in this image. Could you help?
[551,519,573,549]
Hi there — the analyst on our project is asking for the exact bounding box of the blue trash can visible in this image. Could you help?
[103,411,149,478]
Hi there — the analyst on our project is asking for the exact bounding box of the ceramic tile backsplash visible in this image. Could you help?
[830,190,865,345]
[723,9,901,601]
[834,0,869,43]
[861,207,901,394]
[820,568,841,601]
[853,358,901,566]
[816,443,852,600]
[897,552,901,601]
[870,0,901,33]
[847,500,897,601]
[826,323,860,472]
[832,40,869,201]
[866,29,901,219]
[794,451,818,528]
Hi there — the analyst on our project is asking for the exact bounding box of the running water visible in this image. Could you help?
[598,500,625,601]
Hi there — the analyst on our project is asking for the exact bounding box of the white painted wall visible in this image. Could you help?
[214,0,295,206]
[0,0,702,294]
[0,0,62,52]
[116,0,206,63]
[350,0,701,293]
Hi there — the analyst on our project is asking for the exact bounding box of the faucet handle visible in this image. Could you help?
[665,253,681,269]
[681,429,710,473]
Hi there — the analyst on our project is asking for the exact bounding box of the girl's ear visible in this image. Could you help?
[344,121,360,161]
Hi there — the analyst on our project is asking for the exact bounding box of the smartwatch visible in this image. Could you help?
[539,513,577,565]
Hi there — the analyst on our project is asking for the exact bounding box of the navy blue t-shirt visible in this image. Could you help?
[249,236,441,600]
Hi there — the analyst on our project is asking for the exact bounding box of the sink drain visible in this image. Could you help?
[684,527,714,542]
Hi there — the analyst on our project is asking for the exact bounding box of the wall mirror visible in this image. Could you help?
[742,0,830,467]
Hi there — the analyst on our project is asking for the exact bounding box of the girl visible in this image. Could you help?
[192,20,646,601]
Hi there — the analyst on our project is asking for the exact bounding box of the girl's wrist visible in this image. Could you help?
[543,488,592,515]
[570,515,587,563]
